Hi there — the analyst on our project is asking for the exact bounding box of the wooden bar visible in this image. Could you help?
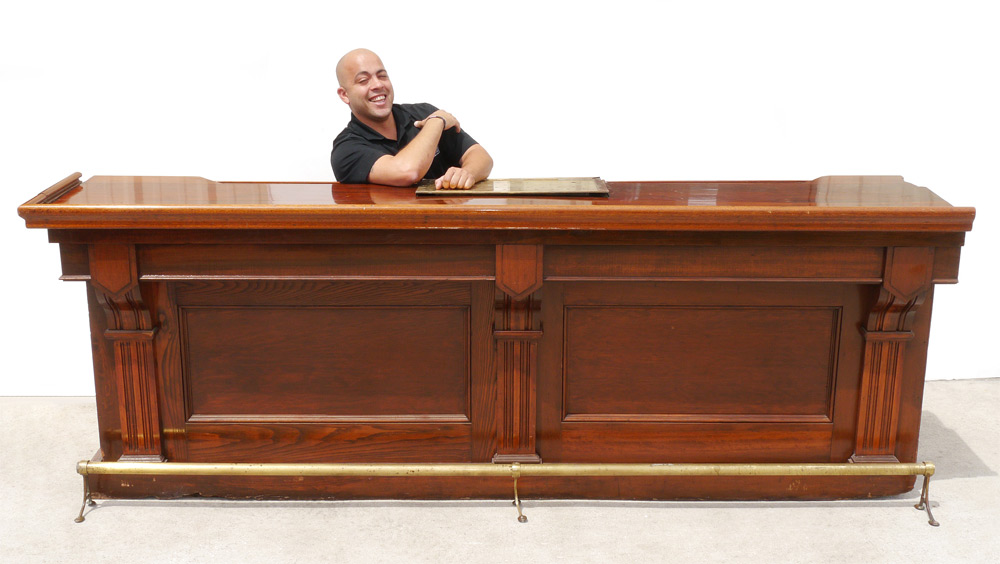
[19,175,974,500]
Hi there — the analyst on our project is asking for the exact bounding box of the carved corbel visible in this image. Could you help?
[493,245,543,463]
[851,247,934,463]
[89,244,163,462]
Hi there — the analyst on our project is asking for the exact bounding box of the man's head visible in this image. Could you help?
[336,49,394,125]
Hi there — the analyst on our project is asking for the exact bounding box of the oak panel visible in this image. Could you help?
[554,423,833,462]
[563,306,839,421]
[182,305,470,419]
[182,423,473,463]
[538,281,863,464]
[545,245,884,281]
[154,280,495,464]
[139,244,494,279]
[173,279,470,306]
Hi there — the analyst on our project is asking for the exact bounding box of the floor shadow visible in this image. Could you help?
[77,497,942,528]
[915,410,997,480]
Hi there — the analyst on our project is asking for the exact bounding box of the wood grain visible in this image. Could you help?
[18,175,974,500]
[19,175,975,231]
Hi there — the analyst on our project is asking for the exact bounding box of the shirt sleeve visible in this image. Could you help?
[331,134,386,184]
[439,128,478,165]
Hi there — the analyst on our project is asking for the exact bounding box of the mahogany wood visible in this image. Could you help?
[88,244,163,462]
[19,175,975,232]
[18,175,974,500]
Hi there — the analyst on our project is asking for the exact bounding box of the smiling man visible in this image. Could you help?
[331,48,493,189]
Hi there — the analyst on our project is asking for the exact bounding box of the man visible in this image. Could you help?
[331,49,493,189]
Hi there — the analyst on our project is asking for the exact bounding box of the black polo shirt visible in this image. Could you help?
[331,102,479,184]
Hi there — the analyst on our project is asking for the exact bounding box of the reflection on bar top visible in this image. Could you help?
[52,175,954,208]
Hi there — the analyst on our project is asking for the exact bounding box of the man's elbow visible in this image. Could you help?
[379,172,422,187]
[397,167,424,186]
[482,153,494,178]
[369,164,425,186]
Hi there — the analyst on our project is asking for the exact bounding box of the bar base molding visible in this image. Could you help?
[74,460,940,527]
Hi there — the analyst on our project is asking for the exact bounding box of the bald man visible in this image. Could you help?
[331,49,493,189]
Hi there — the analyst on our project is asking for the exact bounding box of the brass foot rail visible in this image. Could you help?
[74,461,939,526]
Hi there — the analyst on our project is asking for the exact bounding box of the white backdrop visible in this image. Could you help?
[3,1,997,395]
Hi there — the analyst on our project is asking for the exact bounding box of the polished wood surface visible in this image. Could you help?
[19,174,975,500]
[20,174,974,231]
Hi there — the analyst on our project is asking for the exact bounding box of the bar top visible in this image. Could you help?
[19,174,976,232]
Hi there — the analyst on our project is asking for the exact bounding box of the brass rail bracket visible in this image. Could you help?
[74,475,95,523]
[511,462,527,523]
[915,473,939,526]
[73,460,939,526]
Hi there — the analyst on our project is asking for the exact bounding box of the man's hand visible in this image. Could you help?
[414,110,461,132]
[435,167,478,190]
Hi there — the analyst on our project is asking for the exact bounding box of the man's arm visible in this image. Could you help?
[367,110,459,186]
[434,144,494,190]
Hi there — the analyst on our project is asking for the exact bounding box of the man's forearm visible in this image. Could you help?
[434,144,494,190]
[367,120,445,186]
[459,144,493,183]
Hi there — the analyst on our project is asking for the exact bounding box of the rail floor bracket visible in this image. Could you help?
[511,463,527,523]
[915,473,940,526]
[74,475,95,523]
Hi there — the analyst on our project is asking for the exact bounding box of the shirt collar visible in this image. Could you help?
[348,105,406,142]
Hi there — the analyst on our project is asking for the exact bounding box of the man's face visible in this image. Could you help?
[337,52,393,124]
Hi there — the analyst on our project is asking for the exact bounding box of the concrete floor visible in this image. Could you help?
[1,378,997,563]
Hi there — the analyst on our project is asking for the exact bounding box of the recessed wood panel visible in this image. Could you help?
[173,279,471,307]
[555,423,833,462]
[182,306,469,419]
[140,244,494,279]
[545,246,884,281]
[564,306,839,421]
